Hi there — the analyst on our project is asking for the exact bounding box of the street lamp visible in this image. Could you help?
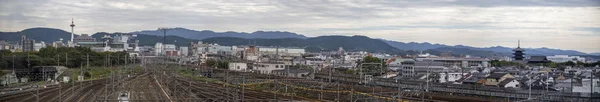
[592,69,596,101]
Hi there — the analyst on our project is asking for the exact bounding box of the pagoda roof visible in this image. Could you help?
[513,47,525,51]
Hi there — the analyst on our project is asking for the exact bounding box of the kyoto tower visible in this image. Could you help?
[70,18,75,43]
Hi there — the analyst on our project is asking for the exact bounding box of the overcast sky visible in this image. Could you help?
[1,0,599,53]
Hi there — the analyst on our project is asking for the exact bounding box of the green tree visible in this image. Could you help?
[548,62,558,68]
[0,50,11,55]
[360,56,386,76]
[217,61,229,69]
[564,61,575,66]
[1,47,138,69]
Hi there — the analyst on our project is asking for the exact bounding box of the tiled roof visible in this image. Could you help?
[498,78,515,86]
[487,72,508,79]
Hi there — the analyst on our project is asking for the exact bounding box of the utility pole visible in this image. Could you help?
[337,81,340,101]
[68,53,74,95]
[79,63,83,95]
[11,55,14,86]
[56,55,60,66]
[242,75,245,102]
[426,61,431,92]
[27,53,30,68]
[87,54,91,84]
[592,69,596,101]
[329,60,333,83]
[397,79,401,101]
[528,75,532,100]
[38,67,43,102]
[65,53,68,68]
[359,63,363,85]
[59,78,61,102]
[320,78,323,100]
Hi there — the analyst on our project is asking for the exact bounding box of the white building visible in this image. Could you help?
[387,58,414,71]
[77,34,139,53]
[33,41,45,51]
[258,47,305,56]
[180,47,189,56]
[154,43,163,56]
[254,62,286,74]
[546,55,585,63]
[400,60,449,78]
[207,45,233,55]
[164,44,176,51]
[416,57,489,68]
[438,72,467,83]
[498,78,521,88]
[154,43,177,56]
[302,58,325,67]
[228,62,248,72]
[246,55,259,62]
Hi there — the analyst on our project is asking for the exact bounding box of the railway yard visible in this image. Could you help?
[0,58,595,102]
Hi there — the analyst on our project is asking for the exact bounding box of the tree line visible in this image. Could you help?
[0,46,135,69]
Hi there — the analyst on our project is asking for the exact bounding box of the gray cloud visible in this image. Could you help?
[1,0,599,52]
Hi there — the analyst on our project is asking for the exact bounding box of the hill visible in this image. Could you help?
[1,27,593,57]
[0,27,73,43]
[382,39,589,56]
[131,28,307,40]
[90,33,400,53]
[90,32,200,46]
[380,39,449,51]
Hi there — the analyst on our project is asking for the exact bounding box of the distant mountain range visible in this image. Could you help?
[0,27,74,44]
[380,39,448,51]
[130,27,307,40]
[0,27,595,57]
[90,32,200,46]
[381,39,589,56]
[201,35,400,53]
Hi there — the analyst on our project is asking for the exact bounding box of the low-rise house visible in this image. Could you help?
[521,77,555,90]
[553,78,575,91]
[498,78,521,88]
[438,72,467,83]
[456,72,487,85]
[549,72,566,82]
[462,76,484,85]
[254,62,286,74]
[483,72,515,86]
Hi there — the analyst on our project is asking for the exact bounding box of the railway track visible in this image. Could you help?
[313,72,594,101]
[167,72,313,101]
[0,78,108,102]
